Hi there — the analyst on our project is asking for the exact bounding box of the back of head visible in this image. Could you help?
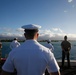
[14,38,17,40]
[25,29,38,39]
[64,36,67,40]
[47,40,51,43]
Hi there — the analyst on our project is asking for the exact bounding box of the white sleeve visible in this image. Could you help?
[2,53,15,72]
[46,50,60,72]
[17,42,20,46]
[49,43,54,51]
[51,45,54,51]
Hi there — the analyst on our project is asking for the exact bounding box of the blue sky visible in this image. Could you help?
[0,0,76,40]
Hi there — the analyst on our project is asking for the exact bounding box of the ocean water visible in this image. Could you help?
[1,41,76,60]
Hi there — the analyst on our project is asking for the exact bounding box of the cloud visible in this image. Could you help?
[39,32,76,41]
[16,28,24,32]
[38,30,54,40]
[0,27,13,32]
[52,28,58,31]
[38,28,76,41]
[0,27,25,40]
[39,31,62,41]
[68,0,73,3]
[58,29,63,33]
[0,28,76,40]
[38,29,65,40]
[0,27,24,33]
[0,33,25,39]
[52,28,63,33]
[64,10,68,13]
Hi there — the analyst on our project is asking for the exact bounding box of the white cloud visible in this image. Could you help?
[67,34,76,38]
[16,28,24,32]
[52,28,63,33]
[39,31,76,41]
[0,28,76,40]
[0,32,22,37]
[0,27,13,32]
[68,0,73,3]
[38,28,76,40]
[64,10,68,13]
[0,27,24,33]
[59,28,63,33]
[52,28,58,31]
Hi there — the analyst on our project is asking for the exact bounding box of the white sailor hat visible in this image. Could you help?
[21,24,41,30]
[47,39,51,43]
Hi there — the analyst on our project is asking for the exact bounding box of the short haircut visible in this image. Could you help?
[24,29,38,39]
[64,36,67,39]
[14,38,17,40]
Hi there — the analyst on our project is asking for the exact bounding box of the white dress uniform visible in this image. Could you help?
[2,24,60,75]
[10,40,20,49]
[45,42,54,52]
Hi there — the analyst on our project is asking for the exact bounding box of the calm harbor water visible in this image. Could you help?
[1,41,76,60]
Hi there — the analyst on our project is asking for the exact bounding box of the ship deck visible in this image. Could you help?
[57,60,76,75]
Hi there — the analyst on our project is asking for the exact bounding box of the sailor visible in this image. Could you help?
[61,36,71,67]
[2,24,60,75]
[46,40,54,52]
[10,38,20,49]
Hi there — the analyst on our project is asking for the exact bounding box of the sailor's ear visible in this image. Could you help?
[37,32,39,37]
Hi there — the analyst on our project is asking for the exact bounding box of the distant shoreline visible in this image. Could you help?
[1,39,76,42]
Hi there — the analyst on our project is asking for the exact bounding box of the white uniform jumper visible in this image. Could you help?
[10,40,20,49]
[45,43,54,52]
[2,40,59,75]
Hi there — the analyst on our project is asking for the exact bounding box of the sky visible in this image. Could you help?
[0,0,76,40]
